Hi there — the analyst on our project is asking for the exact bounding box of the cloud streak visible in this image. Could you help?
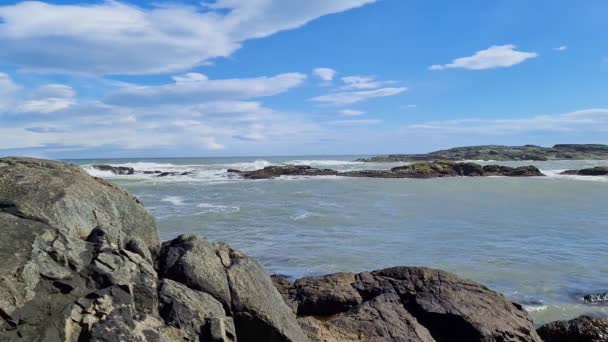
[430,45,538,71]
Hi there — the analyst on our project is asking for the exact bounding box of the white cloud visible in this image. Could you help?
[341,75,393,90]
[312,87,407,106]
[0,72,19,112]
[313,68,336,81]
[339,109,365,116]
[17,84,76,113]
[329,119,382,126]
[429,45,538,71]
[407,109,608,134]
[0,1,377,75]
[554,46,568,51]
[105,72,307,106]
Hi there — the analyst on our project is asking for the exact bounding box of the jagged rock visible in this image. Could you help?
[91,164,135,175]
[273,267,541,342]
[229,162,544,179]
[560,167,608,176]
[357,144,608,162]
[537,315,608,342]
[228,165,338,179]
[583,293,608,304]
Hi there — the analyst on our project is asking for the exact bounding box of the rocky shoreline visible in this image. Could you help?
[0,157,606,341]
[92,164,195,177]
[227,162,545,179]
[357,144,608,162]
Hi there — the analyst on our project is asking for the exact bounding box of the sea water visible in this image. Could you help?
[73,156,608,325]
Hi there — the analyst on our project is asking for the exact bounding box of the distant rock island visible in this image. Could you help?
[356,144,608,162]
[228,162,544,179]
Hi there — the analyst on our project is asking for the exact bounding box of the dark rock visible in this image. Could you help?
[357,144,608,162]
[230,165,338,179]
[537,315,608,342]
[156,171,194,177]
[274,266,541,342]
[560,167,608,176]
[229,162,544,180]
[583,293,608,304]
[91,164,135,175]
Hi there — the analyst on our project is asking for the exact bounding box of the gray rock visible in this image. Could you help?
[157,235,232,307]
[274,266,541,342]
[0,157,159,248]
[584,293,608,304]
[537,315,608,342]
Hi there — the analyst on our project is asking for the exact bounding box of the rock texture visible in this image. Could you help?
[357,144,608,162]
[537,315,608,342]
[228,162,544,180]
[583,293,608,304]
[560,167,608,176]
[272,267,542,342]
[0,157,307,342]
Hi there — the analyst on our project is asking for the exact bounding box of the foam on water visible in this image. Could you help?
[161,196,185,206]
[195,203,240,214]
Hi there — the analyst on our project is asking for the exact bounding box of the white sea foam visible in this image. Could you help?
[542,169,608,182]
[195,203,240,214]
[161,196,185,206]
[285,159,364,166]
[220,159,272,171]
[523,304,548,313]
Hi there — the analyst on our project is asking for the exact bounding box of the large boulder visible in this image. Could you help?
[273,267,541,342]
[0,158,307,342]
[537,315,608,342]
[0,157,159,247]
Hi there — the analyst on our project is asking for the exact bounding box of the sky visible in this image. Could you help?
[0,0,607,158]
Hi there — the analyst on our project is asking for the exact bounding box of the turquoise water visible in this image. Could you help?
[73,156,608,324]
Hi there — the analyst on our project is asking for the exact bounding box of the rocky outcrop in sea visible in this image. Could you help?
[560,167,608,176]
[356,144,608,162]
[0,157,601,341]
[228,162,544,179]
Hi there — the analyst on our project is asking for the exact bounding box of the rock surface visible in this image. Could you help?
[0,157,307,342]
[560,167,608,176]
[537,315,608,342]
[357,144,608,162]
[228,162,544,179]
[272,267,542,342]
[583,293,608,305]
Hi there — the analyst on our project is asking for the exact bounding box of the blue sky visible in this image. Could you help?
[0,0,607,158]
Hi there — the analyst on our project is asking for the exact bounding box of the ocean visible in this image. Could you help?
[73,156,608,325]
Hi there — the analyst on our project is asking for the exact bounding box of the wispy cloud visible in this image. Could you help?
[313,68,337,82]
[312,87,407,106]
[339,109,365,116]
[554,45,568,51]
[407,109,608,134]
[328,119,383,126]
[0,1,377,75]
[105,72,307,106]
[430,45,538,71]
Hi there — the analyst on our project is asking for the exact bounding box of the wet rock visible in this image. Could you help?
[228,165,338,179]
[156,171,194,177]
[91,164,135,175]
[560,167,608,176]
[583,293,608,304]
[537,315,608,342]
[274,267,541,342]
[229,162,544,180]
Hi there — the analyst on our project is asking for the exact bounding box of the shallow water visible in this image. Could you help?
[73,156,608,324]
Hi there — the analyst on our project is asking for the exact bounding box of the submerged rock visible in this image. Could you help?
[560,167,608,176]
[583,293,608,304]
[228,162,544,179]
[91,164,135,175]
[273,267,541,342]
[537,315,608,342]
